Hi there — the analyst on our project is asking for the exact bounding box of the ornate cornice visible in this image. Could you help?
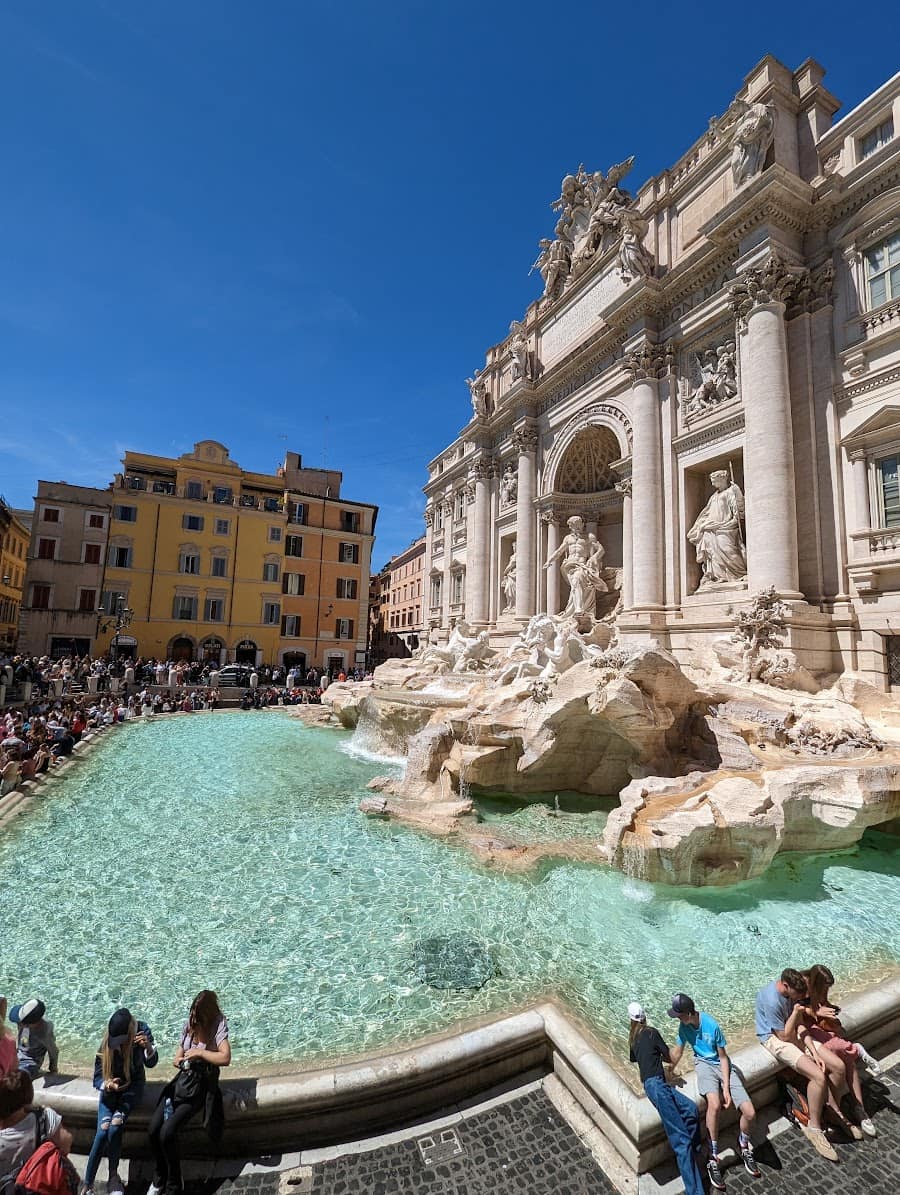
[700,166,816,248]
[673,410,745,454]
[835,363,900,406]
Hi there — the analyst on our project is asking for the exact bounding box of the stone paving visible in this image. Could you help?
[719,1066,900,1194]
[90,1064,900,1195]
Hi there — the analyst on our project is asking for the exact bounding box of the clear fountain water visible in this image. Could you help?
[2,711,899,1069]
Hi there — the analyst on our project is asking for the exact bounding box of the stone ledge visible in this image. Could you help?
[30,977,900,1175]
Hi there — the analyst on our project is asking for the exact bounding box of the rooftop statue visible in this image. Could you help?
[508,320,531,382]
[534,156,655,300]
[465,370,493,418]
[714,98,776,187]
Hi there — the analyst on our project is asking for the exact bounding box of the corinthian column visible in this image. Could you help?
[468,458,492,624]
[732,258,802,597]
[627,345,668,610]
[615,478,633,610]
[542,511,559,615]
[513,426,538,619]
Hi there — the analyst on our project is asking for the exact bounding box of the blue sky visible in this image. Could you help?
[0,1,896,567]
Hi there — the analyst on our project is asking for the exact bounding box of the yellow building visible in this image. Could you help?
[0,498,30,654]
[95,441,377,671]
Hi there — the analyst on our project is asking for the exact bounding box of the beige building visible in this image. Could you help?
[424,57,900,690]
[371,536,426,662]
[95,442,377,672]
[0,498,31,654]
[18,482,113,658]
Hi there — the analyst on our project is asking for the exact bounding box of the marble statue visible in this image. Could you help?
[420,618,494,674]
[466,370,492,418]
[543,515,608,619]
[616,207,655,282]
[509,321,530,382]
[684,341,738,419]
[686,470,746,589]
[533,235,571,301]
[719,99,776,187]
[500,462,518,507]
[501,543,517,612]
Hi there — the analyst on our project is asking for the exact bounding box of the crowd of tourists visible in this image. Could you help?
[0,992,229,1195]
[628,964,883,1192]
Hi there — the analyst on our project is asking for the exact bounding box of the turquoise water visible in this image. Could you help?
[2,711,899,1070]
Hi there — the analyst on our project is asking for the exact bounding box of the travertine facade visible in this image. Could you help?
[424,57,900,691]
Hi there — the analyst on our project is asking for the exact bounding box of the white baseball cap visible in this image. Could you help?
[627,1001,646,1022]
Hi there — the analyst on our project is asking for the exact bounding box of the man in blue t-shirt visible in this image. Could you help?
[668,993,760,1189]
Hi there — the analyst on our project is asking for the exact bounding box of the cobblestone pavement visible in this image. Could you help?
[305,1089,616,1194]
[106,1065,900,1195]
[120,1088,615,1195]
[719,1066,900,1194]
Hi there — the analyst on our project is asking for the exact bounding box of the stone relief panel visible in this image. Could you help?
[680,337,739,425]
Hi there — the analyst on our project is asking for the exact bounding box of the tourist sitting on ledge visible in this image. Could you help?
[755,968,849,1161]
[665,991,760,1188]
[9,999,58,1077]
[800,964,878,1136]
[0,1068,73,1176]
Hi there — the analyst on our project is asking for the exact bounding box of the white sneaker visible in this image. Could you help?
[107,1176,124,1195]
[859,1116,877,1138]
[146,1184,162,1195]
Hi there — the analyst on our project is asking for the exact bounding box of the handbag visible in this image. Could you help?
[172,1058,213,1103]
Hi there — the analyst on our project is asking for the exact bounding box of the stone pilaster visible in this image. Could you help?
[441,499,454,626]
[542,511,559,615]
[627,344,670,611]
[513,426,538,619]
[615,478,633,611]
[848,449,871,534]
[468,458,493,625]
[732,259,802,597]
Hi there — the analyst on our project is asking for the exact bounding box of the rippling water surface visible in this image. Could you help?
[2,711,899,1068]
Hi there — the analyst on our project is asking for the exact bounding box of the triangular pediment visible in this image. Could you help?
[842,405,900,449]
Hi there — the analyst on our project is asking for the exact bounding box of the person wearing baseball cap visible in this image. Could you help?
[8,999,58,1077]
[666,993,761,1188]
[626,1000,705,1195]
[83,1008,158,1195]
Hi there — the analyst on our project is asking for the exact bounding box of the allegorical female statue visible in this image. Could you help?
[686,470,747,589]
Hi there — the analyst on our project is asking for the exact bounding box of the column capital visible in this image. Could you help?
[512,426,539,454]
[540,508,558,526]
[730,252,818,327]
[625,342,674,383]
[848,447,867,464]
[423,506,434,528]
[464,481,476,505]
[614,478,633,498]
[468,455,494,482]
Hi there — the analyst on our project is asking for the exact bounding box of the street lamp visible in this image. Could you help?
[96,596,134,663]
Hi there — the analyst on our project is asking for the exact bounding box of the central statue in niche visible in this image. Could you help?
[687,470,747,589]
[544,515,608,620]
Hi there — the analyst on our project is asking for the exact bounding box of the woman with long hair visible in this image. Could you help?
[801,964,877,1138]
[84,1009,158,1195]
[628,1002,705,1195]
[147,991,230,1195]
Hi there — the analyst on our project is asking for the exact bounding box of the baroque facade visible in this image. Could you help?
[424,57,900,690]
